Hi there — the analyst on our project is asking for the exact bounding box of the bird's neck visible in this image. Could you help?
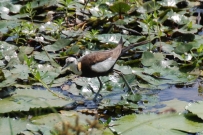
[70,62,82,76]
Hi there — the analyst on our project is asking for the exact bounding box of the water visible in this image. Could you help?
[158,82,203,102]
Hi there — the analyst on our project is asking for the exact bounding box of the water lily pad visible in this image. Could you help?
[174,42,193,54]
[33,51,58,61]
[137,1,161,13]
[114,64,132,74]
[97,34,125,44]
[159,98,188,113]
[66,45,80,55]
[110,113,203,135]
[185,101,203,120]
[0,89,72,113]
[44,39,72,52]
[11,64,30,80]
[109,2,130,14]
[167,10,189,25]
[141,52,164,67]
[0,118,28,135]
[158,0,181,7]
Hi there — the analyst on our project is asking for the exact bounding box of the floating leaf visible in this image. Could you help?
[137,1,161,13]
[158,0,180,7]
[110,2,130,14]
[141,52,164,67]
[97,34,125,44]
[66,45,80,55]
[114,64,132,74]
[0,89,72,113]
[33,51,58,61]
[186,101,203,120]
[159,98,188,113]
[167,10,189,25]
[44,39,72,52]
[0,118,28,135]
[174,42,193,54]
[110,113,203,134]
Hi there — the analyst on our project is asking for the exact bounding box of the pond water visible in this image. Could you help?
[158,82,203,102]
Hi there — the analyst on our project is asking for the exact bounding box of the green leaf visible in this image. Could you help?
[0,118,28,135]
[19,46,34,55]
[114,64,132,74]
[110,2,130,14]
[174,42,193,54]
[110,113,203,135]
[0,20,20,33]
[66,45,80,55]
[158,0,181,7]
[0,89,72,113]
[141,52,164,67]
[11,64,30,80]
[127,94,142,103]
[137,1,161,13]
[159,98,188,113]
[154,42,174,53]
[44,39,72,52]
[97,34,125,44]
[33,51,58,61]
[167,10,189,25]
[186,101,203,120]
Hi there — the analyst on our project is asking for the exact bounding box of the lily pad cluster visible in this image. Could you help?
[0,0,203,134]
[110,101,203,135]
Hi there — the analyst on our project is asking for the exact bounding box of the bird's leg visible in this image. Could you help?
[113,69,135,94]
[93,77,103,101]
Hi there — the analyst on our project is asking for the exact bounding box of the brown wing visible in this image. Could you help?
[79,38,124,77]
[80,44,122,67]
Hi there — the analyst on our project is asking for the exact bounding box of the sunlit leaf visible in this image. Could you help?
[186,101,203,120]
[167,10,189,25]
[110,113,203,134]
[0,89,72,113]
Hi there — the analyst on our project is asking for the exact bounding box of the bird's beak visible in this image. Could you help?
[62,63,69,70]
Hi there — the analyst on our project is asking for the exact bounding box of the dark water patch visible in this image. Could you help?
[158,82,203,102]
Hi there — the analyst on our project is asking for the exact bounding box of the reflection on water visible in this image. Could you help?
[158,82,203,102]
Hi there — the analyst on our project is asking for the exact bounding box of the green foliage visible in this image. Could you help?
[0,0,203,134]
[25,2,36,22]
[0,118,28,135]
[0,89,71,113]
[110,112,203,135]
[110,1,130,14]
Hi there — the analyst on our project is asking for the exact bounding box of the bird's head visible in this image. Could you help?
[62,57,78,70]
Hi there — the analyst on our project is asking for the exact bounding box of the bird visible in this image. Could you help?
[62,37,150,101]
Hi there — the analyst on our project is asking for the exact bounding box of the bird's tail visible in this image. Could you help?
[121,40,150,55]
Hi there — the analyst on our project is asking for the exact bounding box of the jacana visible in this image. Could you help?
[62,37,150,101]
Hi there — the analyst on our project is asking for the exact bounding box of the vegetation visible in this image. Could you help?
[0,0,203,134]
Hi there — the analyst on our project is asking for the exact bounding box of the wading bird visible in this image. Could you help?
[62,38,150,101]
